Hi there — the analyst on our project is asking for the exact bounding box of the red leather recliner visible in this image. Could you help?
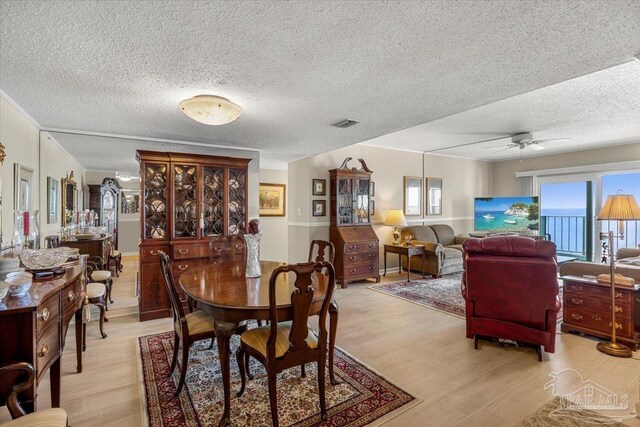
[461,236,560,360]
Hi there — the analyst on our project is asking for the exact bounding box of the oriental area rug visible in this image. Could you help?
[369,273,563,323]
[138,331,420,427]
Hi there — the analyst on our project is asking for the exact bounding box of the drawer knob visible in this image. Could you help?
[368,244,375,248]
[178,265,189,271]
[571,313,583,320]
[214,247,223,252]
[349,256,357,261]
[150,250,159,256]
[38,344,49,358]
[615,306,623,313]
[592,315,602,321]
[571,298,583,305]
[349,269,357,274]
[369,254,376,259]
[616,292,623,298]
[609,322,623,330]
[178,249,189,255]
[37,308,50,322]
[368,266,374,271]
[68,291,75,301]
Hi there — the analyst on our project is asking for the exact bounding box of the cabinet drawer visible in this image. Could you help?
[36,322,61,381]
[564,307,634,338]
[564,292,631,319]
[344,251,378,265]
[36,294,60,337]
[343,262,378,278]
[344,241,378,253]
[62,278,83,315]
[565,282,632,304]
[140,245,170,263]
[173,242,210,260]
[172,259,206,278]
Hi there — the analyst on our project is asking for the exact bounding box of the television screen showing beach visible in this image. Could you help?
[474,196,539,232]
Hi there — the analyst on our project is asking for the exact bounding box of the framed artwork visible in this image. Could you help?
[121,190,141,214]
[403,176,422,216]
[312,200,326,217]
[14,163,34,211]
[370,181,375,197]
[47,177,58,224]
[426,177,442,215]
[259,183,286,216]
[312,179,326,196]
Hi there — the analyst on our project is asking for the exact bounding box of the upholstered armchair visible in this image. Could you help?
[401,224,469,277]
[461,236,560,360]
[559,246,640,282]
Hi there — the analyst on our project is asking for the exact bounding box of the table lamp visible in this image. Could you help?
[595,193,640,358]
[384,209,407,244]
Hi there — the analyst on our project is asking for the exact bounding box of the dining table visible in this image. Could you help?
[179,260,339,427]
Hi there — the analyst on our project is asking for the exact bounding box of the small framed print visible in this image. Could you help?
[312,179,326,196]
[312,199,326,217]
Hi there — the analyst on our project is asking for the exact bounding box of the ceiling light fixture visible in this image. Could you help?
[179,95,242,125]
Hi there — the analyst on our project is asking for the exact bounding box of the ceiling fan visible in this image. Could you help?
[487,133,572,152]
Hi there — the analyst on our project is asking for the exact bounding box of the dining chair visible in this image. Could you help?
[236,261,336,426]
[84,260,108,343]
[0,362,68,426]
[307,239,339,385]
[106,240,123,277]
[158,251,217,396]
[87,256,114,308]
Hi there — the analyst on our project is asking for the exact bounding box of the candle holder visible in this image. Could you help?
[14,210,40,251]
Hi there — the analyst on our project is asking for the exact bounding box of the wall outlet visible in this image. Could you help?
[297,208,302,216]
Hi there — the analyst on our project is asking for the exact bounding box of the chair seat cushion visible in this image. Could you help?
[86,282,106,298]
[3,408,67,427]
[110,250,121,257]
[446,244,464,252]
[241,321,318,358]
[443,247,463,260]
[185,310,215,335]
[91,270,112,282]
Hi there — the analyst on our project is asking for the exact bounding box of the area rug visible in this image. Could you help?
[518,397,628,426]
[138,331,420,427]
[369,273,564,323]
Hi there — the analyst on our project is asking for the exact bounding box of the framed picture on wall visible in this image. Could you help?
[403,176,422,216]
[426,177,442,215]
[312,200,326,217]
[47,177,58,224]
[14,163,34,211]
[312,179,326,196]
[259,183,286,216]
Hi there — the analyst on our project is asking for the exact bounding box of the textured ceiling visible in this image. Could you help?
[1,0,639,160]
[364,61,640,160]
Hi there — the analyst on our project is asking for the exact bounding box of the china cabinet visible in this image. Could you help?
[329,158,379,287]
[136,150,250,321]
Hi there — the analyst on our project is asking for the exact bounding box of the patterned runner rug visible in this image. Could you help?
[369,273,563,323]
[138,331,420,427]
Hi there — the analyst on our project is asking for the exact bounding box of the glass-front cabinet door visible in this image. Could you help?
[354,177,370,224]
[228,168,247,234]
[143,162,168,239]
[337,177,353,225]
[202,166,225,237]
[173,164,198,238]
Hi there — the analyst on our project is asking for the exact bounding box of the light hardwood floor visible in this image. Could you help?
[2,256,639,426]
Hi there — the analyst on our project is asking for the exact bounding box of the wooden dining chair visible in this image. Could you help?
[87,256,114,308]
[84,260,108,343]
[307,239,339,385]
[236,261,336,426]
[158,251,217,396]
[107,240,123,277]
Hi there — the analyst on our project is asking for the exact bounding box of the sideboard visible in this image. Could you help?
[561,275,640,350]
[0,261,85,413]
[60,235,111,267]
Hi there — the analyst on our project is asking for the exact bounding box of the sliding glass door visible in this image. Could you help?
[600,172,640,255]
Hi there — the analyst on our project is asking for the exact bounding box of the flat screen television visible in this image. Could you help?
[474,196,539,232]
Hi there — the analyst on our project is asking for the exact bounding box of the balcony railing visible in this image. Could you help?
[541,215,640,260]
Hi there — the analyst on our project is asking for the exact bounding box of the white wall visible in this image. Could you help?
[287,144,492,269]
[259,168,288,262]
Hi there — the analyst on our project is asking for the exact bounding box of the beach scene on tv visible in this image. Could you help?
[474,196,539,232]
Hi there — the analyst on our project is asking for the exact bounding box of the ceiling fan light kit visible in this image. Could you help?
[179,95,242,125]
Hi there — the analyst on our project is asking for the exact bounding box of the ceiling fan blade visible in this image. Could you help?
[481,144,511,149]
[530,144,546,151]
[494,146,515,153]
[531,138,572,144]
[427,135,511,153]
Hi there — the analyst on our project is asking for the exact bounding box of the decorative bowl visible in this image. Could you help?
[20,247,79,271]
[5,276,32,297]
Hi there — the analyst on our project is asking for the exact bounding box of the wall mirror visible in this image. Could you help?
[426,177,442,215]
[61,172,78,224]
[121,189,141,214]
[403,176,422,216]
[14,163,34,211]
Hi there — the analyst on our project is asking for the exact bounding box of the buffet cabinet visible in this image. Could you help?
[0,261,84,413]
[329,158,379,287]
[561,275,640,350]
[136,150,250,321]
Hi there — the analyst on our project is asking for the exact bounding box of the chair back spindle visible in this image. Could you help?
[308,240,335,264]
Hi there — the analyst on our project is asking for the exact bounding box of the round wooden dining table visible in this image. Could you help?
[179,260,339,427]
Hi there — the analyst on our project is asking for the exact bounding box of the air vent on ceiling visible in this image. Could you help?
[333,119,359,129]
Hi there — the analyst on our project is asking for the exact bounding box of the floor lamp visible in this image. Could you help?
[595,193,640,358]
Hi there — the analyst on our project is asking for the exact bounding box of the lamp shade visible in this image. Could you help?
[596,194,640,221]
[179,95,242,125]
[384,209,407,227]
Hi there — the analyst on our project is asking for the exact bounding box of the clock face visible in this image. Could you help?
[104,192,114,209]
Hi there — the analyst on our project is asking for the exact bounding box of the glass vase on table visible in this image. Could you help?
[13,210,40,251]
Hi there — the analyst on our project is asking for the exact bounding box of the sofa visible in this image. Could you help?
[400,224,470,277]
[559,246,640,282]
[462,236,561,359]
